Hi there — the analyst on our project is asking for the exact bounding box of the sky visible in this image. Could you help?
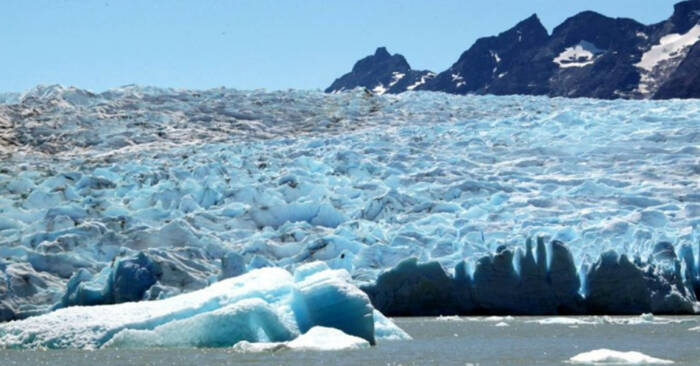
[0,0,680,92]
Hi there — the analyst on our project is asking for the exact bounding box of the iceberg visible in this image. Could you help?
[0,263,409,349]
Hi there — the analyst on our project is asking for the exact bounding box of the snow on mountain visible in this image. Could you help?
[553,41,605,68]
[635,24,700,95]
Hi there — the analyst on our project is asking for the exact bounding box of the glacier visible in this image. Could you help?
[0,85,699,322]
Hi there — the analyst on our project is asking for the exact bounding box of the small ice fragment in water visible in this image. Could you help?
[232,326,370,352]
[568,349,673,364]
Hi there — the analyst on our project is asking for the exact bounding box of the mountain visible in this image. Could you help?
[326,0,700,99]
[325,47,435,95]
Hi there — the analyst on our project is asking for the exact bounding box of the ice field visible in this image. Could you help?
[0,86,699,337]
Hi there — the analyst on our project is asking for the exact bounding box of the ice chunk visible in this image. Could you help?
[568,349,673,364]
[292,262,376,345]
[285,326,369,351]
[219,251,246,280]
[231,326,369,352]
[250,203,346,229]
[529,317,597,325]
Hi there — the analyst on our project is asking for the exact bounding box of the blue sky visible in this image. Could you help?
[0,0,679,92]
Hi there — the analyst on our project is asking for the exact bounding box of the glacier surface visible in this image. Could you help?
[0,85,699,319]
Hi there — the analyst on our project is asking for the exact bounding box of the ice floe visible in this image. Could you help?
[568,349,674,364]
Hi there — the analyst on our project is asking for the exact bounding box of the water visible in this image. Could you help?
[2,316,699,365]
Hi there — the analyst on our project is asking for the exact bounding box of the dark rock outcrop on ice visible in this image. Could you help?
[327,0,700,99]
[363,238,700,316]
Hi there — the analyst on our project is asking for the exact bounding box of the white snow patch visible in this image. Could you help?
[373,84,387,95]
[636,24,700,72]
[568,349,674,364]
[635,24,700,96]
[554,41,604,68]
[490,51,501,74]
[389,72,405,87]
[451,73,466,87]
[498,72,508,79]
[637,32,649,40]
[406,72,435,91]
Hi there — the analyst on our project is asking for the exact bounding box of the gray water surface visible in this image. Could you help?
[2,316,698,365]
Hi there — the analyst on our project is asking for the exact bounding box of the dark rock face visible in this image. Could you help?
[654,42,700,98]
[325,47,434,95]
[327,1,700,99]
[422,15,551,96]
[363,238,699,316]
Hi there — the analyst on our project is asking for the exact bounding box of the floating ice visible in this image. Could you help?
[232,326,370,353]
[529,314,691,326]
[0,263,407,349]
[568,349,674,364]
[530,317,598,325]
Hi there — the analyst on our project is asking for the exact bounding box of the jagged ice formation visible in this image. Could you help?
[0,85,698,322]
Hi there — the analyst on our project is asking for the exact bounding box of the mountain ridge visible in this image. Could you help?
[326,0,700,99]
